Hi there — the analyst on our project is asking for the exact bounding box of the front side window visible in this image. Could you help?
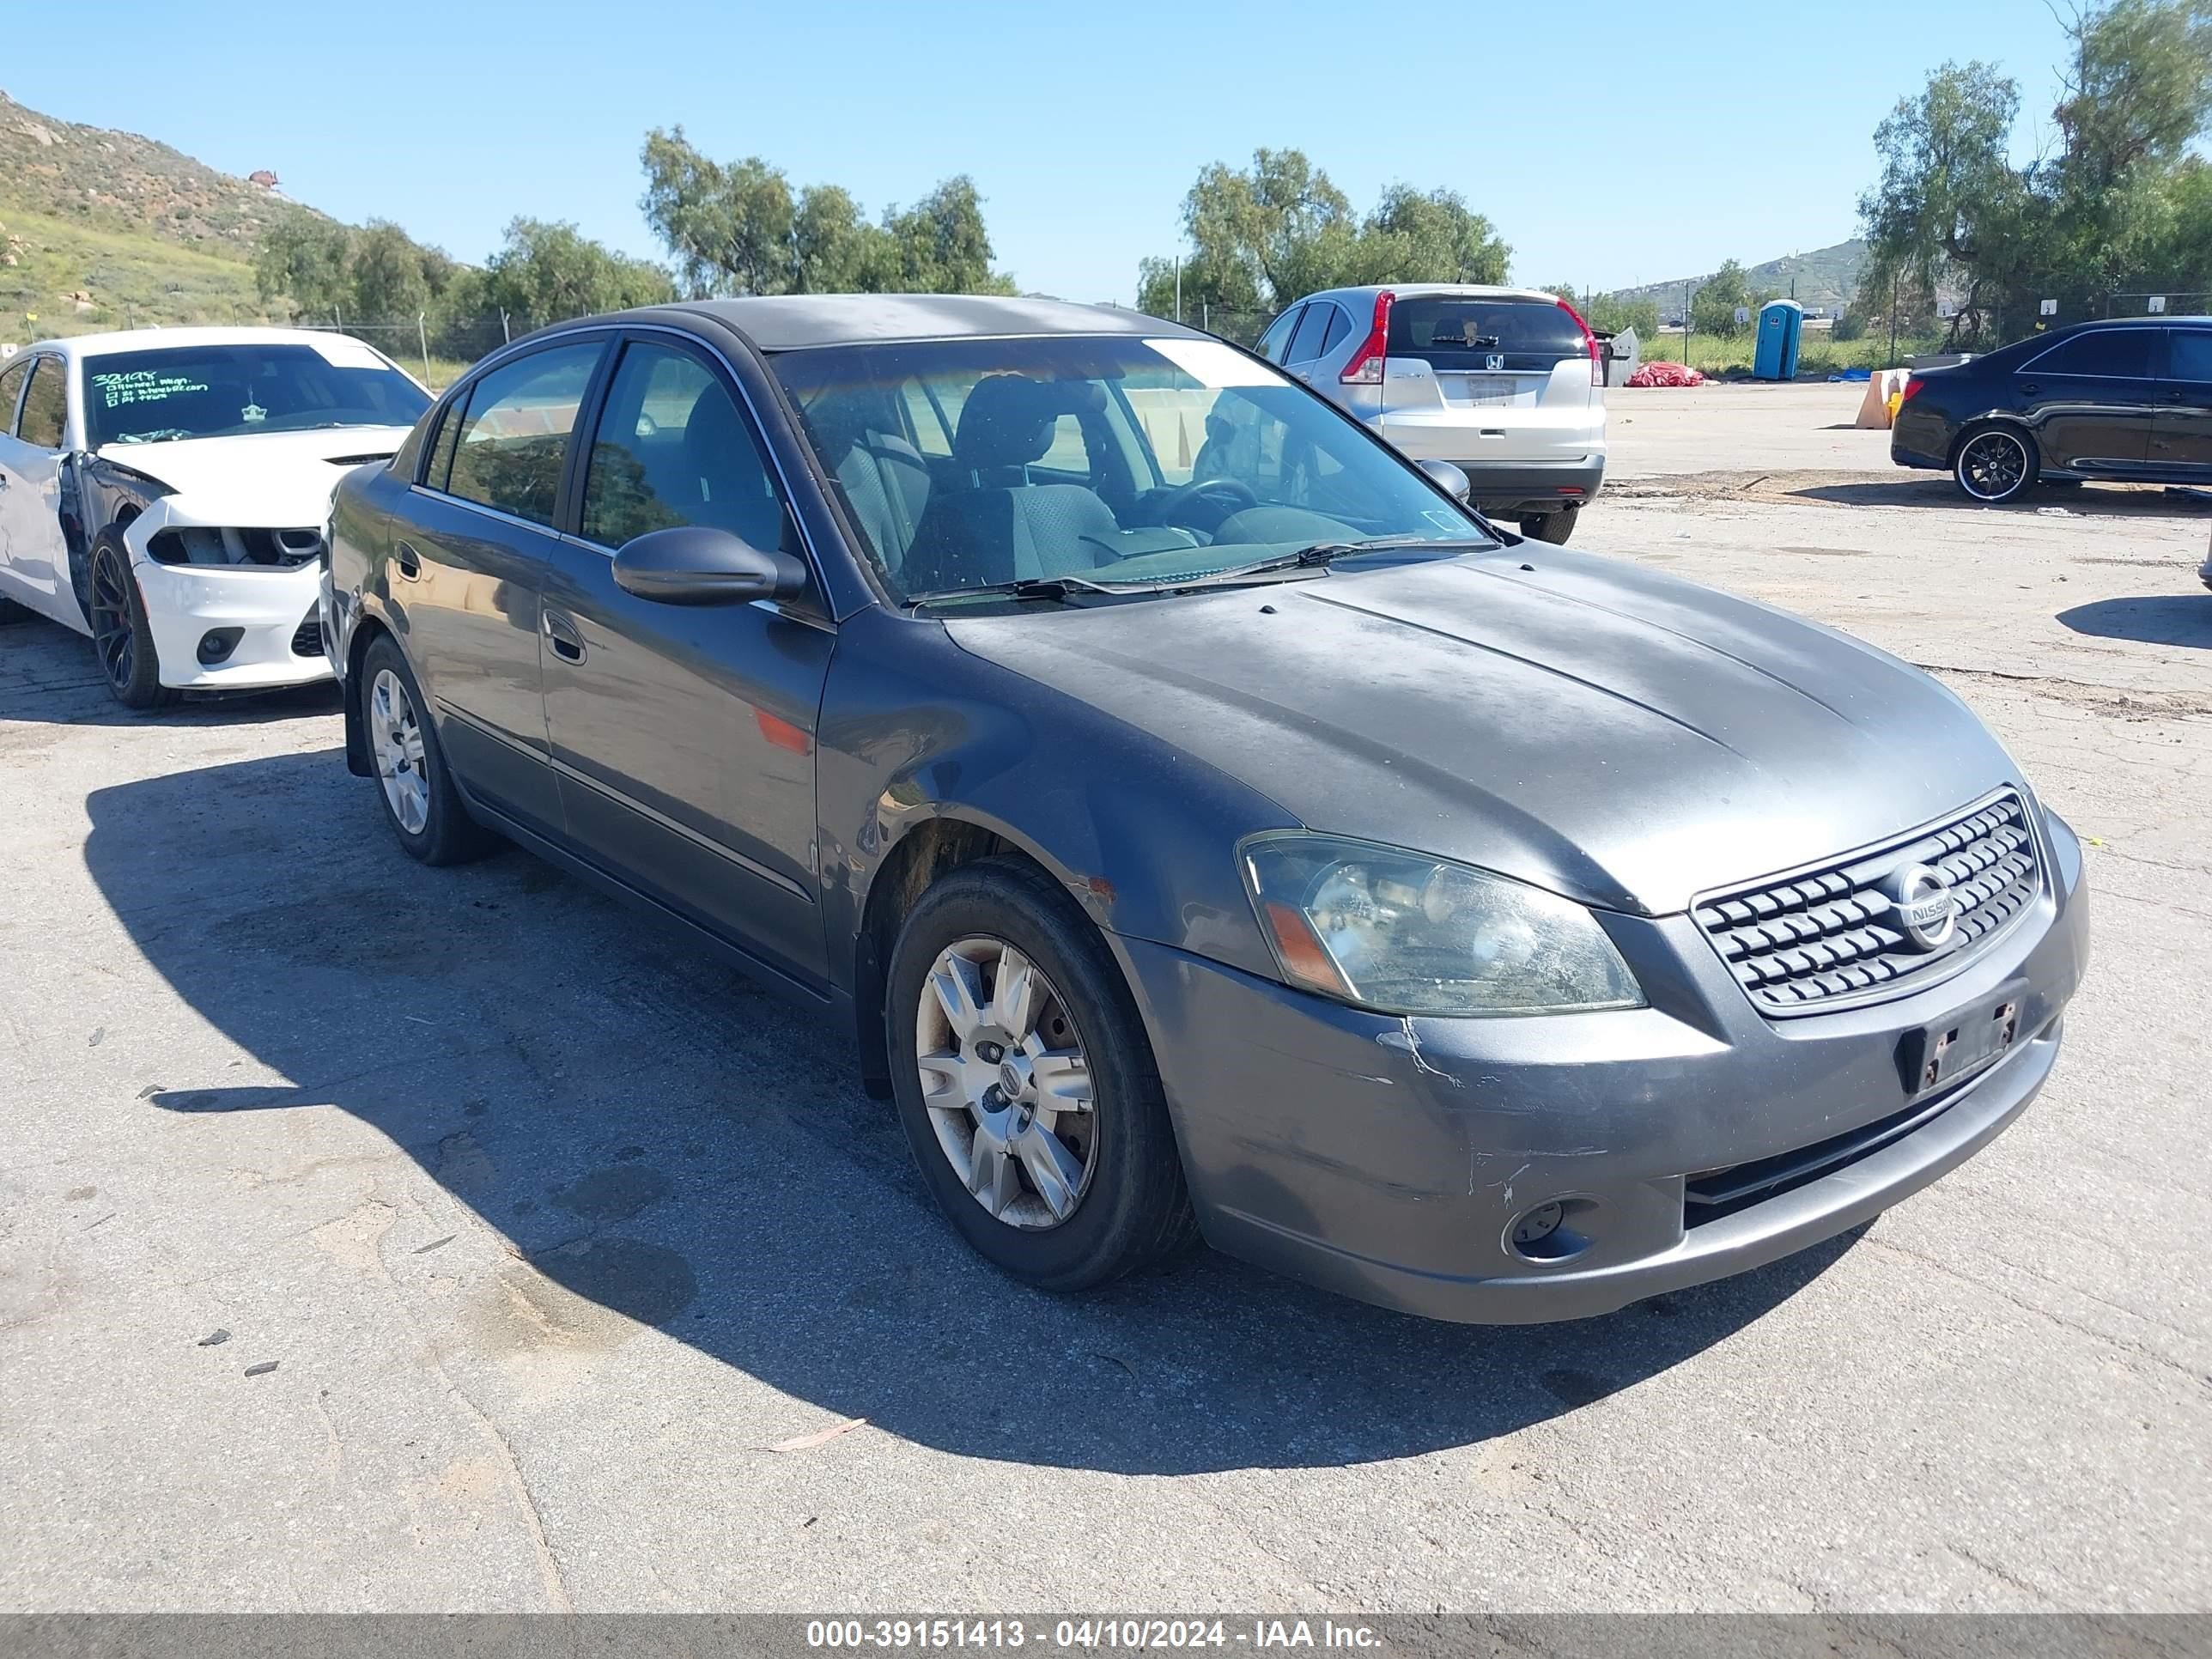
[2028,329,2153,379]
[773,332,1490,605]
[1255,307,1301,363]
[0,358,29,432]
[79,341,430,447]
[445,342,603,527]
[580,341,789,552]
[2168,329,2212,383]
[19,359,66,449]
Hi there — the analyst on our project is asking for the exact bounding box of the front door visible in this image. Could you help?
[399,336,606,836]
[0,356,76,623]
[2152,326,2212,476]
[538,334,834,987]
[2014,325,2159,473]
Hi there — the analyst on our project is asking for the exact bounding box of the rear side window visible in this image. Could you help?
[580,341,789,553]
[444,341,603,526]
[1285,305,1334,364]
[2027,329,2153,379]
[1389,297,1584,371]
[1320,304,1352,356]
[18,359,66,448]
[0,358,29,431]
[2168,330,2212,382]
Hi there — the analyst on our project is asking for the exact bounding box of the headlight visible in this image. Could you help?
[1240,834,1644,1017]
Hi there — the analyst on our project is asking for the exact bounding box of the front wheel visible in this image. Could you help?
[886,855,1197,1291]
[86,528,175,710]
[1954,425,2037,504]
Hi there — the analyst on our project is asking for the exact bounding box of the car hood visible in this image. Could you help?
[944,547,2023,917]
[93,427,416,526]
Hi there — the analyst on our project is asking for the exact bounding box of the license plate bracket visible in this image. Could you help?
[1896,990,2022,1097]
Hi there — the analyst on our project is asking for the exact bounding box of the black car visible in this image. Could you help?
[1893,315,2212,502]
[323,296,2087,1322]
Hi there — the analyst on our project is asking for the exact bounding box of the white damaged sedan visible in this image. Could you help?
[0,327,431,707]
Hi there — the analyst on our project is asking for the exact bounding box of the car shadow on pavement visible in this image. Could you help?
[1784,477,2207,516]
[2058,593,2212,648]
[0,613,343,727]
[90,750,1859,1477]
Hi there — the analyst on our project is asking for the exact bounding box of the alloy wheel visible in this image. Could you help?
[368,667,431,836]
[88,552,135,690]
[1958,430,2029,501]
[914,937,1096,1229]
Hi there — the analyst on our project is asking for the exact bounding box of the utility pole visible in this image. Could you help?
[1683,282,1692,366]
[1174,256,1182,325]
[1888,274,1899,368]
[417,312,433,385]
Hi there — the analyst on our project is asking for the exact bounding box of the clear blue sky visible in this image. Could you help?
[8,0,2074,301]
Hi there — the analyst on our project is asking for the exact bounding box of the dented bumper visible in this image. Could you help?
[1115,811,2088,1324]
[122,502,331,690]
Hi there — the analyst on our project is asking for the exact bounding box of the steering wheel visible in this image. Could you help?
[1154,475,1257,526]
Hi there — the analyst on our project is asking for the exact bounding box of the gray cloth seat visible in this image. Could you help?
[836,431,932,577]
[901,374,1120,592]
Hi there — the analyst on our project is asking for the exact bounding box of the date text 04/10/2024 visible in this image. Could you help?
[804,1620,1382,1650]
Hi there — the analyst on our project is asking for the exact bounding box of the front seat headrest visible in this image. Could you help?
[951,375,1103,480]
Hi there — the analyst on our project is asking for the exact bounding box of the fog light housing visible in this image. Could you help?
[1504,1197,1595,1265]
[196,628,244,665]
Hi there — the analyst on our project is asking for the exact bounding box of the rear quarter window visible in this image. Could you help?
[1389,297,1583,371]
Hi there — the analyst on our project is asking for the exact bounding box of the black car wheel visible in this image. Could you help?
[358,634,500,866]
[87,528,176,710]
[886,854,1197,1291]
[1518,508,1578,544]
[1954,425,2037,504]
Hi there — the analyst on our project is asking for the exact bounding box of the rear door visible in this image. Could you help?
[398,335,607,835]
[2014,327,2157,473]
[0,356,76,623]
[1379,295,1594,463]
[537,331,835,988]
[2151,326,2212,476]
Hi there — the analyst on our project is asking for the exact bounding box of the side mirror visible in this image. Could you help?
[611,526,808,606]
[1418,459,1473,503]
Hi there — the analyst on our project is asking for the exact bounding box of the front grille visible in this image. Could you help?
[1694,793,2040,1013]
[289,610,326,658]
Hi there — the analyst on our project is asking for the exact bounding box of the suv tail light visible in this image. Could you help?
[1900,376,1925,403]
[1557,296,1602,386]
[1340,291,1395,385]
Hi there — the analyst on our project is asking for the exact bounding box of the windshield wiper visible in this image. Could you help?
[1180,536,1498,587]
[902,574,1123,609]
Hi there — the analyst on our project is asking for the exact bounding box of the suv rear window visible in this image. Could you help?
[1388,296,1584,372]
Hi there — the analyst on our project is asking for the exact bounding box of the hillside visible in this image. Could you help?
[0,89,310,338]
[1605,239,1867,317]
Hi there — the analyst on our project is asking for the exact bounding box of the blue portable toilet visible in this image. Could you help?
[1753,300,1803,380]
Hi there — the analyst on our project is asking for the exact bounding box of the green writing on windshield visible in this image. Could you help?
[90,369,212,409]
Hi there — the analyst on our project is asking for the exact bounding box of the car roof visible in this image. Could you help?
[639,295,1202,351]
[1296,284,1565,306]
[13,325,365,362]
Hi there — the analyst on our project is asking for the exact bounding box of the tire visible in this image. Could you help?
[358,634,500,866]
[1954,424,2037,504]
[1518,508,1578,544]
[885,854,1198,1291]
[86,527,177,710]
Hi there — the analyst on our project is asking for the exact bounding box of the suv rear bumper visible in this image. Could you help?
[1454,456,1606,517]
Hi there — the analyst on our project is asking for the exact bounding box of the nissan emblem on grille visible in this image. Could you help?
[1692,793,2042,1014]
[1883,864,1958,951]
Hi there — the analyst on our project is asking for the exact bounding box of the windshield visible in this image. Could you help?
[82,340,432,447]
[769,333,1492,603]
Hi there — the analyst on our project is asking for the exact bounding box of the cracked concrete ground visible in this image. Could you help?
[1,383,2205,1612]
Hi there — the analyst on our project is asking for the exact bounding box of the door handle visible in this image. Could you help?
[2019,382,2039,396]
[393,540,421,580]
[542,609,586,664]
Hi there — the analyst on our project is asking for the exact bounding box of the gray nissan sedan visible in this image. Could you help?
[323,295,2089,1323]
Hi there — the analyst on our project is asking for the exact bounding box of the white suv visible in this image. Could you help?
[1256,284,1606,543]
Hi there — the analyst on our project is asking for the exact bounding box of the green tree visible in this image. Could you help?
[1138,151,1511,320]
[481,217,673,325]
[638,128,1012,295]
[349,219,434,321]
[253,214,353,318]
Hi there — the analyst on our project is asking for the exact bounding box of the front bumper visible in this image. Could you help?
[123,526,331,692]
[1117,809,2088,1324]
